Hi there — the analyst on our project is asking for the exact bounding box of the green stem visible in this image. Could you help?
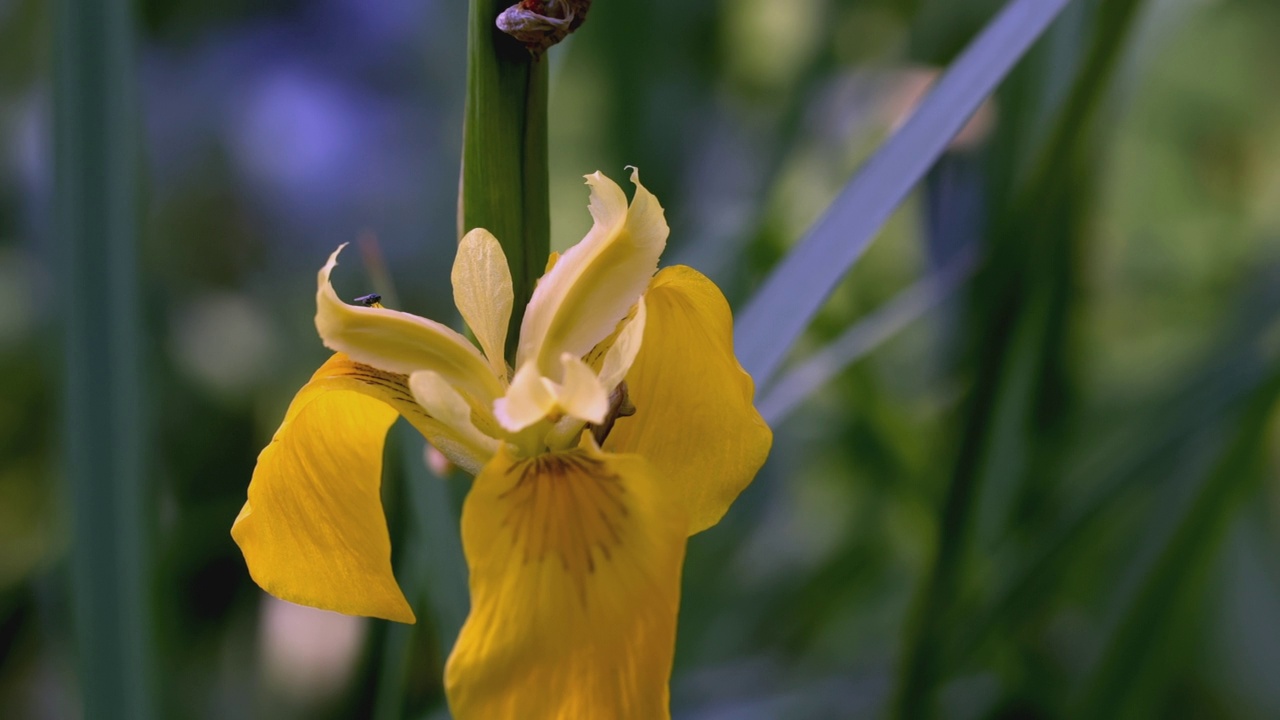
[463,0,551,360]
[54,0,155,718]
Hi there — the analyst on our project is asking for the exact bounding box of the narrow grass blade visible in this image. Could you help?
[734,0,1072,386]
[53,0,155,718]
[948,322,1279,672]
[757,250,977,424]
[1076,369,1280,717]
[892,0,1145,715]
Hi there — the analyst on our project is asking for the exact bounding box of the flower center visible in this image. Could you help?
[533,379,634,454]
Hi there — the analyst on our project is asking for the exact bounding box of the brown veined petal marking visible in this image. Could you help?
[502,453,626,605]
[445,445,688,720]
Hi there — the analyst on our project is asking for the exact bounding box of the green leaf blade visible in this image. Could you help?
[734,0,1073,387]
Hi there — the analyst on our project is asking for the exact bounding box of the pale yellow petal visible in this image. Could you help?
[597,296,646,392]
[554,352,609,424]
[445,445,686,720]
[316,244,503,402]
[232,354,420,623]
[452,228,513,381]
[493,362,557,433]
[408,370,501,474]
[516,169,668,377]
[604,266,773,535]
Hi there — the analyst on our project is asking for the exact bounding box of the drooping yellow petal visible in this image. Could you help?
[316,245,503,403]
[445,444,687,720]
[516,169,668,377]
[232,354,434,623]
[604,265,773,535]
[408,370,501,475]
[452,228,513,381]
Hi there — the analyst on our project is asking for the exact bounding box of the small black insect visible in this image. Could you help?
[354,293,382,307]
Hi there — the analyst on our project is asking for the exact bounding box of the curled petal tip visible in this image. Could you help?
[320,243,351,282]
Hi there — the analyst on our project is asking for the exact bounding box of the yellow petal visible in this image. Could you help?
[604,266,773,535]
[445,445,686,720]
[408,370,501,475]
[316,244,503,402]
[516,169,668,377]
[231,354,427,623]
[452,228,513,381]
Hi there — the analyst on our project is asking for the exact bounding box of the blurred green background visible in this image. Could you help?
[3,0,1280,717]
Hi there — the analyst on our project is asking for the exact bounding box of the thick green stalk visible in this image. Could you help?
[53,0,155,718]
[463,0,550,359]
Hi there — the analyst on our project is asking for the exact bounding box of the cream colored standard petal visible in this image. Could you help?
[452,228,513,381]
[493,362,557,433]
[409,371,502,474]
[445,445,687,720]
[516,169,668,377]
[316,245,503,402]
[493,355,610,434]
[597,296,646,392]
[554,353,610,425]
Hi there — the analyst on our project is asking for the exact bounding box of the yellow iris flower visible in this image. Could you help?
[231,169,772,719]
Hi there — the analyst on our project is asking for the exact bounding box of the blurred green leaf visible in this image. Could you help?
[947,272,1280,676]
[734,0,1072,387]
[1077,368,1280,717]
[892,0,1147,715]
[53,0,156,718]
[757,249,976,424]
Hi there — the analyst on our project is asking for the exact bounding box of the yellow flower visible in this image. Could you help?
[231,169,772,719]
